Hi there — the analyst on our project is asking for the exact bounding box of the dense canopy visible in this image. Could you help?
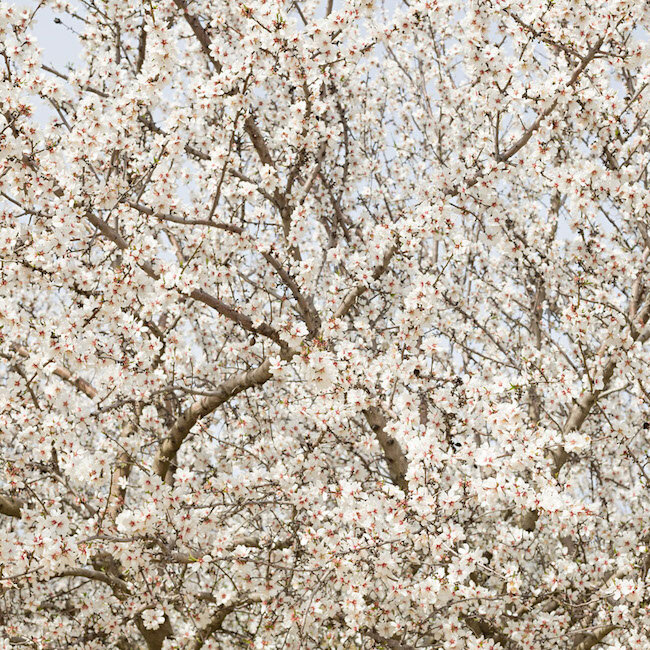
[1,0,650,648]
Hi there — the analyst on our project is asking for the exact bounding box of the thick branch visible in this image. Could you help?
[0,494,22,518]
[189,288,285,347]
[51,366,98,400]
[573,625,617,650]
[190,604,237,650]
[135,614,174,650]
[364,407,409,493]
[463,614,522,650]
[363,630,415,650]
[261,251,321,335]
[58,568,131,595]
[243,116,275,167]
[171,0,222,72]
[169,0,277,175]
[14,158,287,349]
[63,559,172,649]
[153,359,273,478]
[106,450,132,521]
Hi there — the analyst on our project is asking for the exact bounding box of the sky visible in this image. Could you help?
[32,4,81,70]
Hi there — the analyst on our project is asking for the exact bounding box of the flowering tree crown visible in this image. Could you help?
[1,0,650,648]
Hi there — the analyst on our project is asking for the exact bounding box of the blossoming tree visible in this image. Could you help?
[1,0,650,647]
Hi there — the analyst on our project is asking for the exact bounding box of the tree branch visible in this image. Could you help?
[364,406,409,493]
[190,604,237,650]
[85,212,286,347]
[171,0,222,72]
[153,359,274,478]
[522,291,650,531]
[363,630,415,650]
[496,36,604,163]
[0,494,22,518]
[573,624,617,650]
[58,568,131,595]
